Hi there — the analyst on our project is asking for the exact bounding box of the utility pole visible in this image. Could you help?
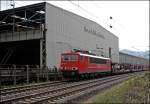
[10,0,15,40]
[0,0,1,11]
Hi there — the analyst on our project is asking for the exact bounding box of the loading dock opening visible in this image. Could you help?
[0,39,40,65]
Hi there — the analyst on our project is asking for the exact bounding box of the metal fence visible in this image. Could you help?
[0,64,61,86]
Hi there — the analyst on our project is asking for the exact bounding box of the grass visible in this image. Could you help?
[92,71,150,104]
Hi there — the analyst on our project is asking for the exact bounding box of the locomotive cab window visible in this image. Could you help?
[62,55,78,61]
[89,57,107,64]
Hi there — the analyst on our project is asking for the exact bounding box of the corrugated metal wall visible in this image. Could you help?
[46,3,119,67]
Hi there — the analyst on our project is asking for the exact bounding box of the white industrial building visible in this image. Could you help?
[0,2,119,68]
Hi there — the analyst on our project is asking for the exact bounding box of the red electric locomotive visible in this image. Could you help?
[60,51,111,79]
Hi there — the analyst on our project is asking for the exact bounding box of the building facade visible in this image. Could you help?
[45,3,119,67]
[0,2,119,68]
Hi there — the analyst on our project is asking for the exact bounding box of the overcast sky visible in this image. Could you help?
[1,1,149,51]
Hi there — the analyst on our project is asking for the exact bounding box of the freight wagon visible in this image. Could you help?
[60,50,149,79]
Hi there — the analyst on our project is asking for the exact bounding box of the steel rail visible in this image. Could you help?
[53,76,129,104]
[54,72,145,104]
[18,75,129,104]
[0,72,144,103]
[20,72,145,104]
[1,75,123,103]
[1,81,66,96]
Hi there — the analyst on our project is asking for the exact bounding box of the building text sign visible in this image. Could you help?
[84,26,105,39]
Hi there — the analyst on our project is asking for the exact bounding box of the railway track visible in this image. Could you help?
[0,72,144,104]
[0,81,67,96]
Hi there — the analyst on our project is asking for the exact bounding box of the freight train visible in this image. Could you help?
[60,50,148,80]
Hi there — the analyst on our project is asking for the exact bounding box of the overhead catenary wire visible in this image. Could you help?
[1,1,118,36]
[67,0,110,28]
[89,0,128,35]
[89,0,102,10]
[17,0,110,30]
[89,0,121,31]
[110,17,125,29]
[67,0,122,38]
[3,1,111,30]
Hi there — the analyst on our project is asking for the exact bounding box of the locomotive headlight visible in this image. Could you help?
[72,67,78,70]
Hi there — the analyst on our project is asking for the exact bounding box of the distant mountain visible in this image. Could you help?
[120,49,149,59]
